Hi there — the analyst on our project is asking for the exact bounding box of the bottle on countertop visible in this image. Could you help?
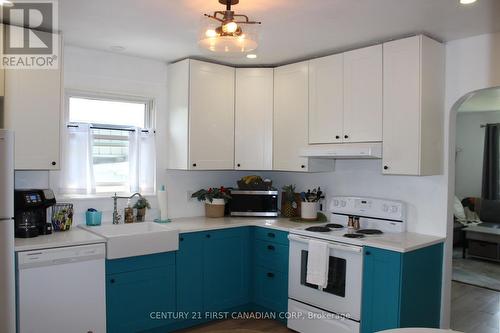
[124,199,135,224]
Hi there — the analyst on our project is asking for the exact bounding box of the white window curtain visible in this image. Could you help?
[129,129,156,194]
[60,123,96,194]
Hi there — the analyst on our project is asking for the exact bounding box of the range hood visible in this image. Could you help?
[300,142,382,159]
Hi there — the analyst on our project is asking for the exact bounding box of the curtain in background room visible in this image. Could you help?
[129,129,156,194]
[482,123,500,200]
[60,123,96,194]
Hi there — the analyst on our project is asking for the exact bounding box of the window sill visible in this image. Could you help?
[56,193,157,201]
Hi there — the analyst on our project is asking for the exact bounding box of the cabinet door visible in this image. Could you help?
[203,228,251,311]
[189,60,235,170]
[106,266,176,333]
[253,266,288,313]
[361,247,401,333]
[235,68,273,170]
[382,36,421,175]
[308,54,344,144]
[274,62,309,171]
[4,33,62,170]
[176,232,204,313]
[343,45,383,143]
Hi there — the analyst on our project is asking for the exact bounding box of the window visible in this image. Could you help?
[61,93,156,195]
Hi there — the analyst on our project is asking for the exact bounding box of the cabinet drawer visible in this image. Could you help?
[469,240,499,260]
[254,227,289,245]
[253,266,288,313]
[254,240,289,273]
[106,252,176,275]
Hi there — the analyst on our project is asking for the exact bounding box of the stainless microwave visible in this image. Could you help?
[229,190,279,217]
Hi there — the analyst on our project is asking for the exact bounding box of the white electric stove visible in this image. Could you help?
[287,196,407,333]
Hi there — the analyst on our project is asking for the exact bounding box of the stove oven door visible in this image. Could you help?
[288,234,363,321]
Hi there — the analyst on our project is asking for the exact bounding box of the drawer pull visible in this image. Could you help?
[267,272,275,278]
[110,278,116,284]
[267,232,275,238]
[267,245,275,251]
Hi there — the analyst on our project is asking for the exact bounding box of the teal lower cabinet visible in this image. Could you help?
[173,227,252,331]
[204,227,252,310]
[252,227,289,317]
[361,243,443,333]
[106,252,176,333]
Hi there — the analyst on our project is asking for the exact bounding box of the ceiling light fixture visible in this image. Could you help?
[0,0,14,7]
[246,54,257,59]
[199,0,261,55]
[459,0,477,4]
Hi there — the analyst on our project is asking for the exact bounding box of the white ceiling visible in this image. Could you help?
[59,0,500,66]
[458,88,500,112]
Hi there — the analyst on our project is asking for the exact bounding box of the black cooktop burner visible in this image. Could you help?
[356,229,383,235]
[343,233,365,239]
[305,226,331,232]
[325,223,344,229]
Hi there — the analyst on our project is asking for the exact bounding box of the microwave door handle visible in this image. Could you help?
[288,234,362,254]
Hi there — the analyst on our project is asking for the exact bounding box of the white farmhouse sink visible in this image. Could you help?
[80,222,179,259]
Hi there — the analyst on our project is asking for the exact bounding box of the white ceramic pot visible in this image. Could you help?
[206,198,225,205]
[301,202,318,220]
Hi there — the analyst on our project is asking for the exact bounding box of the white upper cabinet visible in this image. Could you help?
[3,31,62,170]
[274,62,310,171]
[309,54,344,144]
[234,68,273,170]
[308,45,383,144]
[167,59,235,170]
[382,35,445,176]
[343,45,383,143]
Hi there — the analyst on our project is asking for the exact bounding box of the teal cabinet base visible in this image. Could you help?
[106,253,176,333]
[361,243,443,333]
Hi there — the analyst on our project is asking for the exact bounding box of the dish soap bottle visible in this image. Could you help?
[124,199,135,224]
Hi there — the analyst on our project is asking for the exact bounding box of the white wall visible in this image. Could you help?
[442,31,500,328]
[455,111,500,199]
[14,46,253,223]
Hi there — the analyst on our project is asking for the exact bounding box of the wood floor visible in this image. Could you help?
[451,281,500,333]
[179,282,500,333]
[177,318,293,333]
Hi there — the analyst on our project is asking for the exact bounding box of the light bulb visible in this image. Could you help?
[205,29,217,38]
[222,21,238,34]
[246,54,257,59]
[459,0,477,4]
[0,0,13,6]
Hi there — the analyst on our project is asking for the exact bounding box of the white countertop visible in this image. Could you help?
[164,216,445,253]
[15,216,444,253]
[15,228,106,252]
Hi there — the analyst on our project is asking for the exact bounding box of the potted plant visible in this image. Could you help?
[281,184,298,218]
[133,197,151,222]
[192,187,231,218]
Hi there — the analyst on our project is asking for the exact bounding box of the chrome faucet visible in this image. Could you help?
[111,192,144,224]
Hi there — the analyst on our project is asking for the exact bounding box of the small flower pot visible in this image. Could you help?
[136,208,146,222]
[301,202,318,220]
[205,199,225,218]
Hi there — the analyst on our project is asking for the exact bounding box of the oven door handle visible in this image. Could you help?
[288,234,363,253]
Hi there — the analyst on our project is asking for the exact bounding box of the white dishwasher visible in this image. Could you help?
[17,243,106,333]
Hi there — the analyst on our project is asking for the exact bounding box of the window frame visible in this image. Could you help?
[63,90,156,195]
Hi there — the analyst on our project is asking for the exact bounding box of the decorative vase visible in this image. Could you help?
[205,199,225,218]
[301,202,318,220]
[136,208,146,222]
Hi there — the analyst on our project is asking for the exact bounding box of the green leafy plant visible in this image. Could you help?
[191,187,231,203]
[282,184,297,203]
[133,197,151,210]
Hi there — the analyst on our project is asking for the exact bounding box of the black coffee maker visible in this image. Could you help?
[14,189,56,238]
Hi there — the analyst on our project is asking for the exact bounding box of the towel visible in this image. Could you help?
[306,239,330,288]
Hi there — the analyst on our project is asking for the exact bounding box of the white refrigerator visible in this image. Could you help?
[0,129,15,333]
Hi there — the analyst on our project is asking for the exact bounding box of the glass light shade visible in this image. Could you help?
[199,17,259,55]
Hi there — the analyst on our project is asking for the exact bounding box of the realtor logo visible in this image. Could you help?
[1,0,59,69]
